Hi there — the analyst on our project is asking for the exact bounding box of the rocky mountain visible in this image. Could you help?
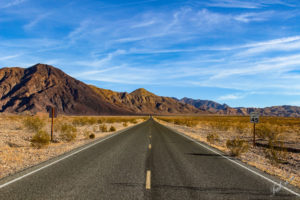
[180,97,229,113]
[89,86,204,115]
[0,64,132,115]
[0,64,204,115]
[181,97,300,117]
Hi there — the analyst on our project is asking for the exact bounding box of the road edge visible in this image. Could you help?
[0,120,148,189]
[154,119,300,197]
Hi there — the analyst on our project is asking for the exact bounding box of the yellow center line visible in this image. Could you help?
[146,170,151,189]
[148,144,152,149]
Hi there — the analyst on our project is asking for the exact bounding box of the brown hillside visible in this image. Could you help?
[0,64,131,115]
[90,86,204,115]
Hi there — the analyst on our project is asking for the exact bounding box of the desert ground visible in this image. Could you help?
[155,116,300,188]
[0,114,147,179]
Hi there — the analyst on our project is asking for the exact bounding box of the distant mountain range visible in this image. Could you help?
[180,97,300,117]
[0,64,299,117]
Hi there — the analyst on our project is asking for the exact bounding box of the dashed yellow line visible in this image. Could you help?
[146,170,151,189]
[148,144,152,149]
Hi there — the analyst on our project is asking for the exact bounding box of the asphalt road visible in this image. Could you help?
[0,118,299,200]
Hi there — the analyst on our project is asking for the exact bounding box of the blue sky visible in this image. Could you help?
[1,0,300,108]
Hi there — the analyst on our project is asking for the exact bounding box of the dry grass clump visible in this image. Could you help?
[206,132,219,144]
[23,116,46,132]
[30,130,50,148]
[226,138,249,156]
[59,124,77,142]
[89,133,95,139]
[23,116,49,148]
[100,124,108,132]
[256,124,288,164]
[109,126,116,132]
[123,122,128,127]
[84,131,95,139]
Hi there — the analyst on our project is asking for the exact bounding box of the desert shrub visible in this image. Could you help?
[100,124,108,132]
[97,118,103,124]
[109,126,116,132]
[206,132,219,144]
[264,142,287,165]
[23,117,45,132]
[84,131,90,139]
[226,138,249,156]
[131,119,138,124]
[123,122,128,127]
[60,124,77,142]
[93,125,99,132]
[89,133,95,139]
[256,124,287,164]
[31,130,50,148]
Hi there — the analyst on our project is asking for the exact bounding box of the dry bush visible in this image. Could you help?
[89,133,95,139]
[109,126,116,132]
[264,143,287,165]
[60,124,77,142]
[206,132,219,144]
[130,119,138,124]
[93,126,99,132]
[226,138,249,156]
[123,122,128,127]
[31,130,50,148]
[83,130,95,139]
[23,117,46,132]
[100,124,108,132]
[84,131,90,139]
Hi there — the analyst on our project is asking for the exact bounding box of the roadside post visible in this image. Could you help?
[250,112,259,147]
[49,107,57,142]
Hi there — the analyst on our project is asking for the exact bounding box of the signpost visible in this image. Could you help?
[49,107,57,142]
[250,112,259,147]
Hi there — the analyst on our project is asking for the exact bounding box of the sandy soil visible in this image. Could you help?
[0,115,144,179]
[157,119,300,189]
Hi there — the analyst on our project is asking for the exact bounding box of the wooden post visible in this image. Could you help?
[253,123,256,147]
[51,108,54,142]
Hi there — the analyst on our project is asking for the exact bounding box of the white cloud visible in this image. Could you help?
[234,11,274,23]
[0,54,20,61]
[75,50,126,68]
[23,12,51,30]
[0,0,26,8]
[218,94,246,100]
[131,20,156,28]
[206,0,262,9]
[206,0,297,9]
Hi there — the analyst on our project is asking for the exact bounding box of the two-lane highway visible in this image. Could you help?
[0,118,299,199]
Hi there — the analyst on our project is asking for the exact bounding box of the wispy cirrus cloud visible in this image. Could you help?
[0,0,27,9]
[218,93,246,100]
[206,0,297,9]
[0,54,20,61]
[23,12,52,30]
[206,0,261,9]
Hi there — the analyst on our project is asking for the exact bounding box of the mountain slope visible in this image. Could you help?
[90,86,204,114]
[180,97,229,112]
[0,64,131,115]
[181,97,300,117]
[0,64,205,115]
